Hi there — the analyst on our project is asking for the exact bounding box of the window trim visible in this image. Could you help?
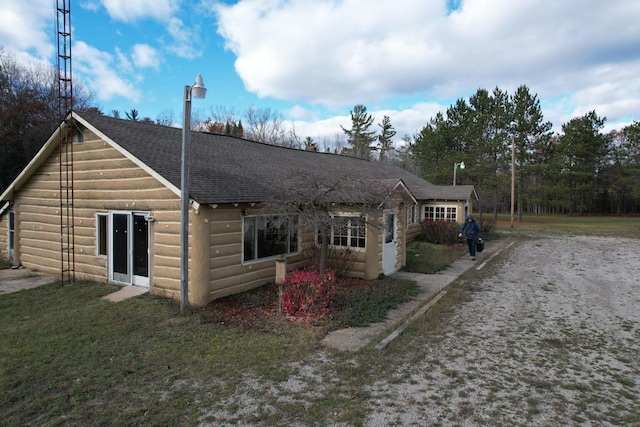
[406,204,417,227]
[96,213,108,257]
[422,204,459,222]
[319,215,367,251]
[8,210,15,263]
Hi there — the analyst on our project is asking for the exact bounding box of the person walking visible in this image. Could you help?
[458,214,483,260]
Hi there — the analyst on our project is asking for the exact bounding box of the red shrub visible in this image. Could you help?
[280,269,335,321]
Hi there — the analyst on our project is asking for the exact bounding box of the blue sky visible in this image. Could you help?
[2,0,640,147]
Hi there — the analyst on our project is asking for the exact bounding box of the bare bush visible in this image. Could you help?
[419,220,460,245]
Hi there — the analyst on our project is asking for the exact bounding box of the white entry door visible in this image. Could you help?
[109,211,149,287]
[382,211,397,275]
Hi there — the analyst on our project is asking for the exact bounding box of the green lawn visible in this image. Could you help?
[0,281,331,425]
[404,240,466,274]
[0,275,420,426]
[494,213,640,239]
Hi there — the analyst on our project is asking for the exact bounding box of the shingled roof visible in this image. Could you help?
[1,110,471,207]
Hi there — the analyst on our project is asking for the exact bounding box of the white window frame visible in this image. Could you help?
[320,215,367,251]
[422,204,459,222]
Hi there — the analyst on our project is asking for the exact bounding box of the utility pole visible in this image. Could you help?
[510,137,515,228]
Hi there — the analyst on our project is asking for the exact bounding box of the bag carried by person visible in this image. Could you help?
[476,238,485,253]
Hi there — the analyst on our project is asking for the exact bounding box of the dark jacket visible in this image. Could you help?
[459,215,482,239]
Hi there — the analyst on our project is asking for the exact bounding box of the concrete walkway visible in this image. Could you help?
[102,285,149,302]
[0,267,60,294]
[0,267,148,302]
[321,238,514,352]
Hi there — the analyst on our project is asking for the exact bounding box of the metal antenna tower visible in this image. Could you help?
[56,0,75,283]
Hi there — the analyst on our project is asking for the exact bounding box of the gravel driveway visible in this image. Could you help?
[365,235,640,426]
[202,235,640,426]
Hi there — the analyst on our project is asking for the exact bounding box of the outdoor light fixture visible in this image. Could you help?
[191,74,207,99]
[453,161,465,186]
[181,74,207,314]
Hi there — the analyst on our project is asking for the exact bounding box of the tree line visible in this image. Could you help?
[410,86,640,216]
[2,45,638,215]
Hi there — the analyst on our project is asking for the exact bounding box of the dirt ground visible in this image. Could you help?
[364,234,640,426]
[201,235,640,426]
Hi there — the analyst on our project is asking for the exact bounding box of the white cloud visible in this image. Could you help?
[215,0,640,128]
[79,0,101,12]
[97,1,204,60]
[115,47,133,73]
[293,102,448,144]
[101,0,179,22]
[0,0,54,59]
[73,41,141,102]
[131,44,161,69]
[165,17,203,59]
[285,105,319,121]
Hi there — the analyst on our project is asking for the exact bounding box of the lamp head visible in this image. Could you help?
[191,74,207,99]
[459,161,465,170]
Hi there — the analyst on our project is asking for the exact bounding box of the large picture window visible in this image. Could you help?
[423,205,458,222]
[321,216,366,249]
[243,215,299,262]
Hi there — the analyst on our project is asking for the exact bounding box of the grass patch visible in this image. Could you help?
[0,281,325,426]
[331,277,420,327]
[493,214,640,239]
[0,274,422,426]
[404,241,466,274]
[0,258,10,269]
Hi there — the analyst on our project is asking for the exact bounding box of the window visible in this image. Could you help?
[322,216,366,249]
[446,207,457,222]
[97,213,108,257]
[423,205,458,222]
[8,211,14,262]
[406,205,417,227]
[243,215,299,262]
[384,214,395,244]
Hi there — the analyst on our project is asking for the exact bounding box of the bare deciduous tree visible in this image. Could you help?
[155,109,175,126]
[260,168,393,273]
[244,106,289,145]
[0,47,95,191]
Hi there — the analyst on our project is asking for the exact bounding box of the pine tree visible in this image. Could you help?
[341,105,377,159]
[377,115,396,162]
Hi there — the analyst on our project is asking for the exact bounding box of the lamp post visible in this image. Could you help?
[181,74,207,314]
[453,161,465,186]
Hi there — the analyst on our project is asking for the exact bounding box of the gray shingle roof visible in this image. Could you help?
[75,110,475,205]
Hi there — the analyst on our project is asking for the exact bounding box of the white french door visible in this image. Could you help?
[109,211,149,287]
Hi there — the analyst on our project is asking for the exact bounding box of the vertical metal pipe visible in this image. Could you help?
[453,163,457,186]
[180,85,191,313]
